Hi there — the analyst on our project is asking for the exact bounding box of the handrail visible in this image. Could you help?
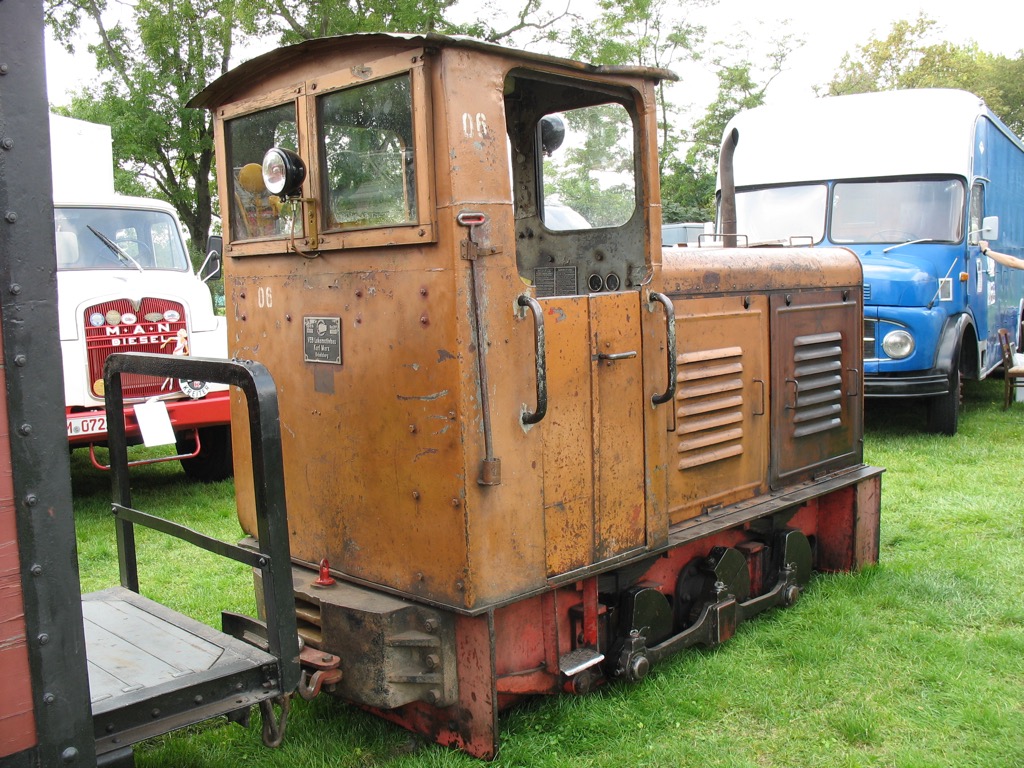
[103,352,300,694]
[517,295,547,425]
[648,292,677,406]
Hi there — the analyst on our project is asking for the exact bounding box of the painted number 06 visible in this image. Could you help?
[257,286,273,308]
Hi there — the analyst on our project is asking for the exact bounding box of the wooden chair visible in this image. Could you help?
[997,328,1024,409]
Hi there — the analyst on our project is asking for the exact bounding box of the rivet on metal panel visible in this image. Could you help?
[0,64,8,75]
[61,747,79,763]
[43,692,55,704]
[409,424,417,433]
[9,281,20,292]
[38,633,49,645]
[30,564,42,576]
[412,491,420,500]
[420,287,428,297]
[17,423,31,436]
[451,498,460,507]
[25,493,37,506]
[14,354,26,366]
[420,315,429,326]
[4,212,16,224]
[1,137,13,150]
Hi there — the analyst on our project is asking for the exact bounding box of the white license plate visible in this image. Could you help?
[67,414,107,437]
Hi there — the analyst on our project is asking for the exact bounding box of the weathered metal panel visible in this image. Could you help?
[770,289,864,487]
[590,292,646,560]
[540,296,595,575]
[666,294,770,523]
[0,1,96,763]
[0,378,36,756]
[228,258,471,606]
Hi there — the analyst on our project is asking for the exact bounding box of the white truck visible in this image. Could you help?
[51,114,233,481]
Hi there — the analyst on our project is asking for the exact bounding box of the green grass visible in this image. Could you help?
[72,379,1024,767]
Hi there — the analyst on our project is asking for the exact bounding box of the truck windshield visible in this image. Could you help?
[734,184,827,245]
[54,207,191,272]
[830,178,965,244]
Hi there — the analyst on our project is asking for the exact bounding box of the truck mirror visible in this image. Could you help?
[199,235,222,281]
[982,215,999,241]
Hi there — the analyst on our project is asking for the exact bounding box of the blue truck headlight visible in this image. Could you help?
[882,330,915,359]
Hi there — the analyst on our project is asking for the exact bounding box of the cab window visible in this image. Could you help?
[224,103,302,241]
[318,74,417,231]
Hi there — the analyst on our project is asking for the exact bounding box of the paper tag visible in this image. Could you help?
[134,399,176,447]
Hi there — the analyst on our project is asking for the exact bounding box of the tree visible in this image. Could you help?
[235,0,574,46]
[46,0,240,254]
[825,14,1024,136]
[564,0,709,178]
[662,23,797,224]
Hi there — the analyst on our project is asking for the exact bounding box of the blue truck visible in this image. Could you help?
[719,88,1024,434]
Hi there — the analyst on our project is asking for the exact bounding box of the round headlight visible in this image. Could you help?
[261,147,306,197]
[882,329,915,359]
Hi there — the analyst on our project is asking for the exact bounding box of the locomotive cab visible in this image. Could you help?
[191,33,882,758]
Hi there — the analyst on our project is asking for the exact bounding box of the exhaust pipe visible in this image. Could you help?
[719,127,739,249]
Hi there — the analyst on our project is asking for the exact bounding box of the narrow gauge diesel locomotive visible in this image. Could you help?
[189,33,883,758]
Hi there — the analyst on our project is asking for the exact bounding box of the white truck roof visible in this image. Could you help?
[49,113,116,200]
[720,89,1003,188]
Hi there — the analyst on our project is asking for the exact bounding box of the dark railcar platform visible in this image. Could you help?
[86,587,279,761]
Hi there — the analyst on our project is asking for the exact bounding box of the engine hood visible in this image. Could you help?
[858,249,944,307]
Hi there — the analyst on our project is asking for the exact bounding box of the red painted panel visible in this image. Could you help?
[0,352,38,756]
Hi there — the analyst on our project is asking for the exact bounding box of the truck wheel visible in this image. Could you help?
[177,425,233,482]
[925,365,961,436]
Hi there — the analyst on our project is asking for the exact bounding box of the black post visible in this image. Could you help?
[0,2,98,766]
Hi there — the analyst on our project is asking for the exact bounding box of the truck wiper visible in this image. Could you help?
[87,225,144,272]
[882,238,938,253]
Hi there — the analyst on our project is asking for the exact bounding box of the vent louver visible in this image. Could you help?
[675,346,744,470]
[790,332,844,438]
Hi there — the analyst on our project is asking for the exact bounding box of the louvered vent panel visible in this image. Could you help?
[862,319,877,361]
[675,346,744,470]
[791,332,844,438]
[534,267,577,297]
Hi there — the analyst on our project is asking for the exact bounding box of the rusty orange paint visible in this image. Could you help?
[0,336,38,757]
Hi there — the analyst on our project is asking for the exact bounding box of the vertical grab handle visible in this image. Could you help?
[648,292,677,406]
[517,295,548,425]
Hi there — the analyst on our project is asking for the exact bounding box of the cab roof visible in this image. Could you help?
[188,32,678,110]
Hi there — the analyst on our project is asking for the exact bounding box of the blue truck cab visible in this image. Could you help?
[719,89,1024,434]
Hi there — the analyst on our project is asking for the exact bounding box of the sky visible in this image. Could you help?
[43,0,1024,110]
[688,0,1024,107]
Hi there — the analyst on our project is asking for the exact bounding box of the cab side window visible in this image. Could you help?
[225,103,302,241]
[319,74,417,231]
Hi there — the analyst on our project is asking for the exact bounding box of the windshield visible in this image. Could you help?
[734,184,827,244]
[831,178,965,244]
[54,206,191,272]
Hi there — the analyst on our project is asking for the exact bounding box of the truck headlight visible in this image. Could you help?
[882,330,914,359]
